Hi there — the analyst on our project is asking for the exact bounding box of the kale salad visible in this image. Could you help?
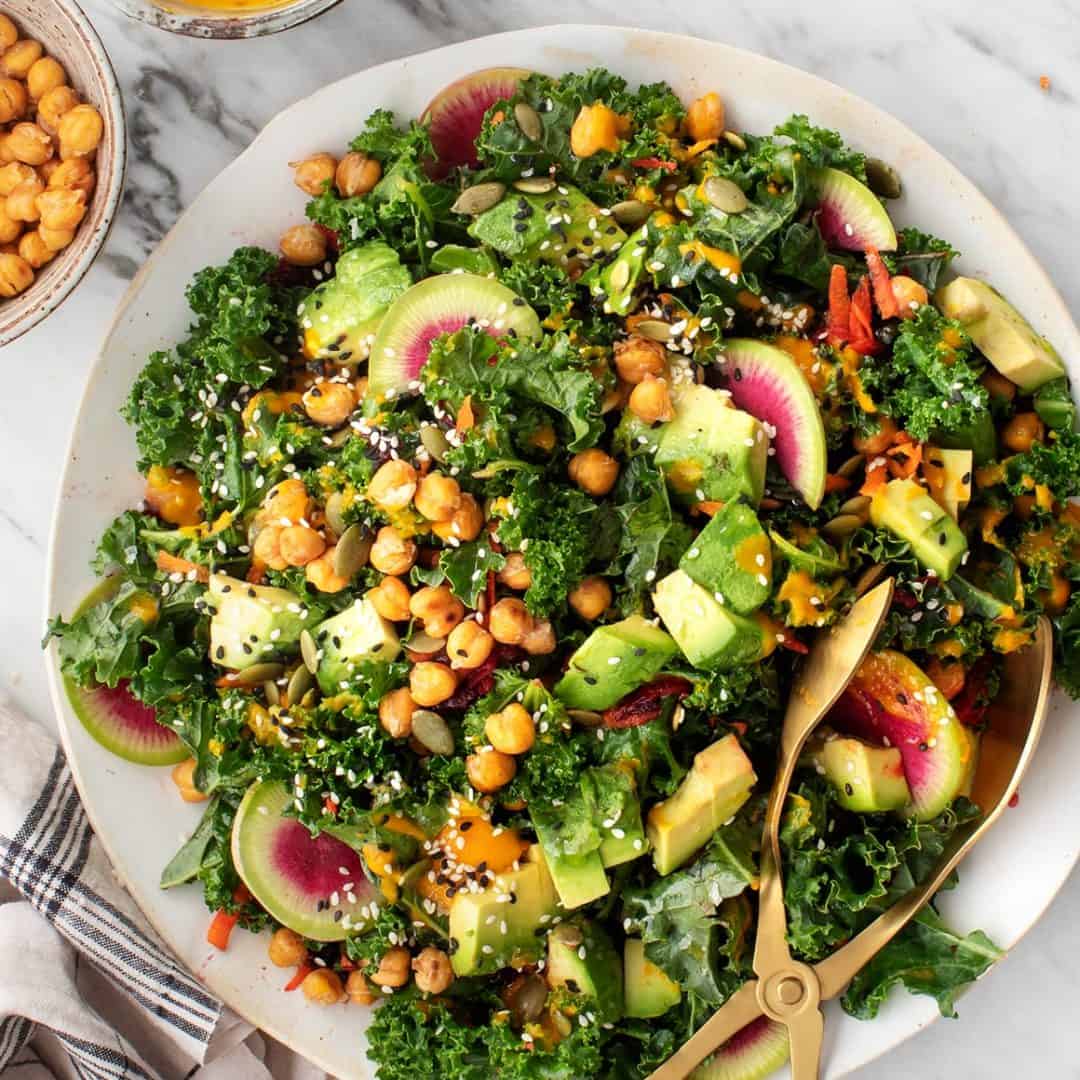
[47,66,1080,1080]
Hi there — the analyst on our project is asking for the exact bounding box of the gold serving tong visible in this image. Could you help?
[650,578,1054,1080]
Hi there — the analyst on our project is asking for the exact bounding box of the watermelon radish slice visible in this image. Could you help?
[813,167,897,252]
[65,677,187,766]
[422,67,532,175]
[692,1016,790,1080]
[367,273,541,401]
[718,338,828,510]
[231,780,379,941]
[830,650,975,822]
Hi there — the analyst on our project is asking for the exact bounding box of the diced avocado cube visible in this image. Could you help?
[546,920,624,1023]
[624,939,681,1018]
[1033,377,1077,433]
[655,384,768,507]
[592,763,648,868]
[680,501,771,615]
[583,225,648,316]
[208,574,311,671]
[937,276,1066,392]
[868,478,968,580]
[554,615,677,711]
[429,244,500,276]
[449,845,557,977]
[313,597,401,694]
[923,446,973,522]
[646,735,756,875]
[652,570,768,671]
[536,845,609,911]
[811,731,911,813]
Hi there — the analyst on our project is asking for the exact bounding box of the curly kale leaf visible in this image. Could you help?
[122,350,203,470]
[1053,590,1080,699]
[773,114,867,180]
[891,227,959,292]
[438,541,506,608]
[499,261,578,317]
[1006,430,1080,499]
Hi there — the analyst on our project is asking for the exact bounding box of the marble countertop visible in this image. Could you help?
[7,0,1078,1075]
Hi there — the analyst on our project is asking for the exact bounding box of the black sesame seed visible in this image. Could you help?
[333,910,343,922]
[475,861,488,874]
[460,820,473,831]
[242,643,253,654]
[566,978,581,993]
[919,741,929,752]
[585,675,598,685]
[733,367,743,382]
[448,937,459,954]
[222,585,232,593]
[216,646,225,659]
[938,533,947,545]
[844,783,854,796]
[897,693,908,705]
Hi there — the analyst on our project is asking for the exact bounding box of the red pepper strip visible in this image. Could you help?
[603,676,693,729]
[777,634,809,655]
[865,246,900,319]
[631,156,678,172]
[486,569,497,614]
[892,589,919,611]
[284,963,314,992]
[207,909,239,951]
[826,264,851,345]
[323,795,338,817]
[847,275,881,355]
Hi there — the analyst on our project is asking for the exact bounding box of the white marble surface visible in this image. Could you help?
[6,0,1079,1075]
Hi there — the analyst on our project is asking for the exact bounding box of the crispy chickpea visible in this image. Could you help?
[0,205,20,245]
[58,103,103,159]
[0,77,26,123]
[368,575,412,621]
[306,548,350,592]
[37,223,73,251]
[265,477,310,524]
[614,334,666,384]
[446,620,494,670]
[412,947,454,995]
[280,223,327,267]
[0,161,33,196]
[6,175,43,221]
[1003,412,1045,453]
[410,662,459,708]
[431,493,484,542]
[36,84,78,133]
[369,947,411,988]
[335,151,381,197]
[26,57,66,101]
[17,228,52,269]
[367,459,418,511]
[346,970,376,1005]
[47,157,95,196]
[488,597,531,645]
[279,524,327,567]
[410,585,465,638]
[170,758,207,803]
[1,40,43,80]
[466,747,517,793]
[378,687,416,738]
[0,251,32,297]
[291,151,337,195]
[301,969,344,1005]
[0,16,16,51]
[570,102,622,158]
[485,702,535,755]
[569,576,612,620]
[890,275,929,316]
[569,448,620,496]
[36,187,86,232]
[268,927,307,968]
[6,121,51,165]
[302,380,356,426]
[521,618,556,655]
[253,523,289,570]
[629,374,674,424]
[852,414,898,457]
[370,525,417,575]
[497,552,532,590]
[414,472,462,523]
[145,465,202,525]
[685,91,726,142]
[981,369,1016,402]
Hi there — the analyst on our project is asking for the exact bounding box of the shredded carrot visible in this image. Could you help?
[847,276,879,355]
[155,549,209,583]
[824,473,851,494]
[777,634,810,654]
[691,500,725,516]
[826,264,850,345]
[456,394,475,433]
[246,562,267,585]
[284,963,314,992]
[886,439,923,479]
[631,156,677,171]
[323,795,338,817]
[860,458,889,496]
[207,909,239,951]
[865,247,900,319]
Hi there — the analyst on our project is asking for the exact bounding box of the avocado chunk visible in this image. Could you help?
[923,446,973,522]
[430,244,500,276]
[931,411,997,465]
[583,225,648,315]
[546,920,624,1023]
[868,478,968,580]
[937,276,1065,392]
[449,845,558,977]
[208,573,312,671]
[811,730,911,813]
[1033,377,1077,433]
[948,574,1014,622]
[313,597,401,694]
[652,570,768,671]
[646,735,756,875]
[298,242,411,361]
[655,384,768,507]
[537,848,609,910]
[680,501,771,615]
[624,938,681,1018]
[554,614,678,711]
[595,764,649,868]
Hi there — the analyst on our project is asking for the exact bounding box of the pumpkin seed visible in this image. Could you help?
[508,974,549,1028]
[854,563,888,597]
[610,199,651,228]
[287,664,313,705]
[514,102,543,141]
[451,182,505,216]
[334,524,372,581]
[328,427,352,447]
[300,629,319,674]
[568,708,603,728]
[411,710,455,756]
[865,157,902,200]
[406,631,445,656]
[558,925,583,947]
[836,453,866,479]
[608,260,631,293]
[231,662,284,687]
[551,1011,572,1039]
[703,175,749,214]
[822,513,865,539]
[420,424,451,463]
[513,176,555,194]
[722,129,747,151]
[635,319,672,342]
[838,494,872,518]
[262,680,281,706]
[325,491,349,537]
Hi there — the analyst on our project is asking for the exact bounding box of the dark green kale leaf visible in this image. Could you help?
[1053,590,1080,699]
[772,114,867,180]
[890,227,958,292]
[93,511,160,584]
[1006,430,1080,499]
[122,350,203,470]
[129,623,208,707]
[499,261,578,317]
[438,540,506,607]
[599,717,686,800]
[344,905,415,966]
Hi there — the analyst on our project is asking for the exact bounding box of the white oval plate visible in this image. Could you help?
[45,25,1080,1080]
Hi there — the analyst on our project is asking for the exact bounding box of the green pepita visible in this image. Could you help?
[420,424,451,463]
[513,176,556,195]
[287,664,314,706]
[406,631,445,656]
[300,629,319,674]
[232,662,284,687]
[411,710,455,756]
[635,319,672,342]
[263,680,281,707]
[703,176,749,214]
[608,260,631,293]
[610,200,651,229]
[865,157,902,200]
[334,524,372,581]
[514,102,543,142]
[451,182,505,216]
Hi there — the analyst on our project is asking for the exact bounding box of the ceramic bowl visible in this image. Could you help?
[107,0,342,39]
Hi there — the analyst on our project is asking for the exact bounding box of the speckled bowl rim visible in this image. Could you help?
[107,0,343,40]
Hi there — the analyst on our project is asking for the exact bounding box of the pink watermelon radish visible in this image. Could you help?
[367,273,541,402]
[813,167,897,252]
[65,677,187,766]
[692,1016,790,1080]
[718,338,828,510]
[422,67,532,175]
[231,780,379,941]
[829,650,975,822]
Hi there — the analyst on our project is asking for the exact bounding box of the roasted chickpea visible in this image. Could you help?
[852,414,898,457]
[47,157,95,196]
[17,228,52,269]
[335,151,381,197]
[37,223,74,251]
[410,662,459,708]
[569,576,612,621]
[58,103,103,159]
[279,524,327,567]
[614,334,666,383]
[26,57,66,101]
[370,525,417,575]
[379,687,416,738]
[265,477,310,524]
[890,274,929,316]
[0,16,17,51]
[306,548,350,593]
[570,103,622,158]
[268,927,307,968]
[368,575,412,621]
[291,151,337,195]
[36,84,78,133]
[629,374,674,424]
[446,620,494,670]
[414,472,462,523]
[302,380,356,426]
[6,175,43,221]
[685,91,726,142]
[253,523,289,571]
[0,77,26,124]
[0,161,33,196]
[1,40,43,80]
[0,205,20,245]
[346,970,376,1005]
[6,121,51,165]
[145,465,202,526]
[36,187,86,232]
[301,969,344,1005]
[170,758,207,803]
[497,552,532,590]
[370,947,411,988]
[367,459,418,511]
[0,251,32,297]
[569,448,620,496]
[412,947,454,995]
[1003,412,1045,454]
[280,223,327,267]
[466,747,517,793]
[485,702,535,755]
[431,492,484,542]
[981,369,1016,402]
[521,618,556,655]
[488,598,531,645]
[409,585,465,638]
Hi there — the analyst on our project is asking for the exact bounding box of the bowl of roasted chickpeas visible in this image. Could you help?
[0,1,125,347]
